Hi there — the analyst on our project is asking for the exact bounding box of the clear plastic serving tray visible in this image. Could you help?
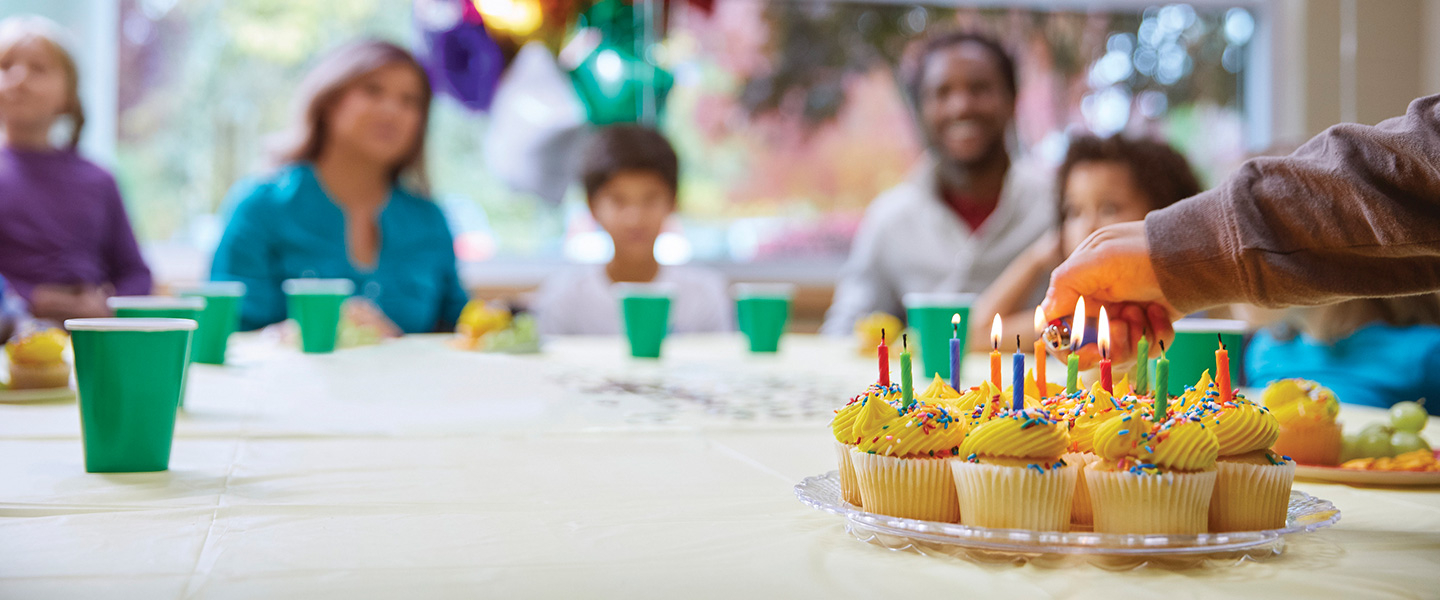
[795,471,1340,567]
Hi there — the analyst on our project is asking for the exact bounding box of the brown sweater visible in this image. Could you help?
[1146,94,1440,315]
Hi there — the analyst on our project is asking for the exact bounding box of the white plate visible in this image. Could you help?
[0,385,76,404]
[795,471,1340,562]
[1294,453,1440,486]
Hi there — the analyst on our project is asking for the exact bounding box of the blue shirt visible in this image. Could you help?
[210,164,467,334]
[1246,324,1440,416]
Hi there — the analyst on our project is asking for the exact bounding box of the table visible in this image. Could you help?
[2,334,1438,599]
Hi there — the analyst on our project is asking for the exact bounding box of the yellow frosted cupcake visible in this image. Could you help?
[1086,407,1220,534]
[830,383,899,507]
[5,328,70,390]
[1057,381,1134,528]
[1262,379,1342,466]
[850,397,968,522]
[1193,391,1294,531]
[951,407,1074,531]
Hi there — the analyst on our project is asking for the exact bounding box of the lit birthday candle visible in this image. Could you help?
[1098,306,1112,394]
[1033,306,1047,395]
[1013,335,1024,411]
[949,313,961,391]
[989,314,1002,390]
[1066,297,1085,394]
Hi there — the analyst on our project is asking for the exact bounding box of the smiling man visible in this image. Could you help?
[822,31,1053,335]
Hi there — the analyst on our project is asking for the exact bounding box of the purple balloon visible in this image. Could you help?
[418,19,505,112]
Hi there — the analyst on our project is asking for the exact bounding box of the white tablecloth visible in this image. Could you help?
[2,334,1438,599]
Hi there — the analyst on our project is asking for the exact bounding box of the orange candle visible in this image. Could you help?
[1032,306,1047,394]
[990,314,1002,390]
[1216,333,1232,403]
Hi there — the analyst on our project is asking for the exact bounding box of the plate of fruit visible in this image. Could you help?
[452,301,540,354]
[1294,399,1440,486]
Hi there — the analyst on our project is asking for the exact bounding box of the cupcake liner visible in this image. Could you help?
[1273,422,1342,466]
[950,459,1076,531]
[1209,458,1296,532]
[8,362,70,390]
[849,449,960,522]
[1064,452,1100,527]
[1085,464,1217,534]
[834,440,862,507]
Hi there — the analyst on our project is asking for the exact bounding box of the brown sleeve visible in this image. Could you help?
[1145,94,1440,314]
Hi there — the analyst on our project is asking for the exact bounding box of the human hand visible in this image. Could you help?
[341,297,402,340]
[29,284,113,320]
[1042,222,1177,368]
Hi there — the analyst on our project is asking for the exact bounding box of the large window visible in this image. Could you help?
[107,1,1260,280]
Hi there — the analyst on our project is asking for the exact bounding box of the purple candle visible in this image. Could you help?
[948,313,961,391]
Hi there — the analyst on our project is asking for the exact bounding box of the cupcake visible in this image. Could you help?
[1057,382,1134,527]
[1262,379,1342,466]
[951,407,1075,530]
[5,328,70,390]
[830,383,898,507]
[1086,407,1221,534]
[1193,390,1295,531]
[850,396,968,522]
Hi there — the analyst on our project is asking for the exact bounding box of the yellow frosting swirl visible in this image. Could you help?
[1195,397,1280,456]
[919,375,960,400]
[1172,371,1214,410]
[959,408,1068,460]
[831,384,896,444]
[852,399,968,457]
[1092,409,1219,472]
[1261,379,1340,425]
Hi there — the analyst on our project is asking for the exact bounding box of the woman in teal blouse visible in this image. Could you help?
[211,40,467,333]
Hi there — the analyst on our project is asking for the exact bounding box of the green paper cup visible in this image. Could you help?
[64,318,195,473]
[1167,318,1248,397]
[903,292,975,381]
[616,283,673,359]
[107,296,205,407]
[734,283,794,353]
[178,281,246,365]
[282,279,354,354]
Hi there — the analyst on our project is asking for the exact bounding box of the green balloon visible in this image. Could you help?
[569,42,673,125]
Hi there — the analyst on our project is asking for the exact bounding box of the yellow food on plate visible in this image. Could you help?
[1261,378,1343,466]
[4,328,71,390]
[854,312,902,356]
[1340,449,1440,472]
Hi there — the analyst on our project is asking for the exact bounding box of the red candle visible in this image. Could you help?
[1098,306,1113,394]
[878,329,890,387]
[1216,333,1232,403]
[989,314,1002,390]
[1032,306,1047,395]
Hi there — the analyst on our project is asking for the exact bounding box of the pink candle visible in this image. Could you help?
[878,329,889,387]
[1098,306,1112,394]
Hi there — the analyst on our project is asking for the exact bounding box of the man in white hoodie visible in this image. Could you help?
[822,31,1053,335]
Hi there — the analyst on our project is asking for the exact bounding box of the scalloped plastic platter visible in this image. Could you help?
[796,471,1340,566]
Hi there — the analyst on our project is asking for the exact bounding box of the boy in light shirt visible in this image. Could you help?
[533,125,732,335]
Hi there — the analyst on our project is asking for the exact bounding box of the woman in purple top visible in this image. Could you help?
[0,17,151,321]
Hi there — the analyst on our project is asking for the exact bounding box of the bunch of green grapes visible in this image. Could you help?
[1340,400,1431,461]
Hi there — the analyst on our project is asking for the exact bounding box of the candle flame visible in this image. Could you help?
[1070,297,1086,350]
[990,314,1002,349]
[1034,306,1045,334]
[1098,306,1110,359]
[952,313,961,326]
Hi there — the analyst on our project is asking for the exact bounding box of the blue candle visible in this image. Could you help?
[1012,335,1025,411]
[948,313,961,391]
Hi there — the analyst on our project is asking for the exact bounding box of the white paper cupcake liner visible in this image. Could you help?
[1209,458,1296,532]
[1064,452,1100,527]
[1085,464,1217,534]
[849,448,960,522]
[834,440,862,507]
[950,459,1077,531]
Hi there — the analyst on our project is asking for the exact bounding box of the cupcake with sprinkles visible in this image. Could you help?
[1192,386,1294,531]
[951,406,1075,530]
[1085,404,1221,534]
[1057,381,1136,527]
[1261,378,1342,466]
[849,390,969,522]
[830,383,899,507]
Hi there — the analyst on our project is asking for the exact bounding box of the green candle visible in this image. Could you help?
[901,334,914,408]
[1066,353,1079,394]
[1135,335,1150,395]
[1154,340,1169,422]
